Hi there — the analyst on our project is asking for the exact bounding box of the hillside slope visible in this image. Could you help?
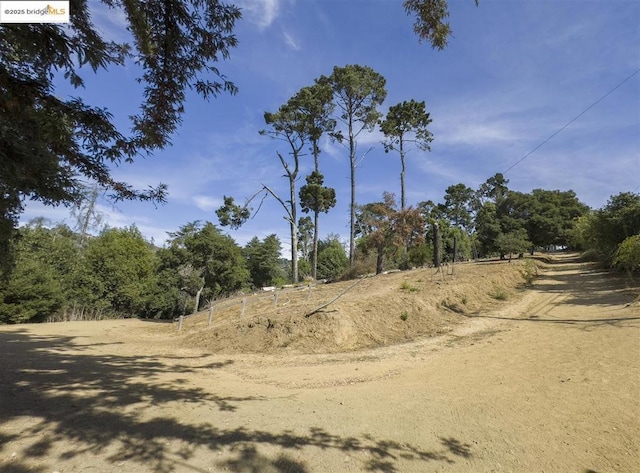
[177,259,536,354]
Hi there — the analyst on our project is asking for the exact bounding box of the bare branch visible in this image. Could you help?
[261,184,294,223]
[355,146,375,168]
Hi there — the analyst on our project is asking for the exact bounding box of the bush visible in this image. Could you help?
[399,280,419,292]
[520,259,538,286]
[489,287,509,300]
[317,241,349,280]
[613,235,640,273]
[339,258,375,281]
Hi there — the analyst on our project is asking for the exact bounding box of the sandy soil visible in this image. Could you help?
[0,254,638,473]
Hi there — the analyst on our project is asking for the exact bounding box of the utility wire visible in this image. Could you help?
[503,68,640,175]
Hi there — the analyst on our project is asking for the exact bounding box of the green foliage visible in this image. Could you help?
[613,235,640,273]
[316,236,349,280]
[474,202,502,256]
[0,222,78,323]
[259,85,340,283]
[297,217,314,260]
[566,214,592,251]
[495,229,531,261]
[356,192,425,274]
[0,0,241,264]
[400,311,409,321]
[320,64,387,265]
[0,250,64,324]
[297,258,312,280]
[581,193,640,264]
[321,65,387,129]
[380,99,433,209]
[294,83,338,280]
[299,172,337,279]
[82,226,158,316]
[442,183,475,230]
[523,189,589,248]
[244,234,285,288]
[380,99,433,152]
[489,287,509,301]
[470,174,588,257]
[520,259,538,286]
[400,281,419,293]
[406,243,433,267]
[404,0,479,50]
[442,225,473,262]
[478,173,509,206]
[299,172,337,218]
[216,196,251,230]
[292,82,337,167]
[167,221,249,302]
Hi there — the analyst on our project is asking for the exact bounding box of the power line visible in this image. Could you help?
[503,68,640,175]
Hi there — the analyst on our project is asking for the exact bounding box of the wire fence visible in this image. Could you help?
[175,281,324,331]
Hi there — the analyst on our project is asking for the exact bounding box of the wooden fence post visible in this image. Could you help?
[178,315,184,331]
[208,305,215,326]
[273,292,279,307]
[307,285,311,301]
[241,298,247,317]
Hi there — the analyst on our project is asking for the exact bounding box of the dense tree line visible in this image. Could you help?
[4,182,633,325]
[0,219,351,324]
[569,192,640,272]
[353,174,595,274]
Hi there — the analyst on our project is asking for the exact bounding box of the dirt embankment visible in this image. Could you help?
[179,259,535,354]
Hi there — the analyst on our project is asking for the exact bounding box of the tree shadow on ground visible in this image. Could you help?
[464,311,640,331]
[463,256,640,331]
[0,330,472,472]
[528,253,638,307]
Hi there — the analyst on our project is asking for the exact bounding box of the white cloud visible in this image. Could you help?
[192,195,222,212]
[435,121,518,147]
[236,0,283,29]
[282,30,301,51]
[90,2,132,44]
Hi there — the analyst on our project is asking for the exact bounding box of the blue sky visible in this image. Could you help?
[22,0,640,252]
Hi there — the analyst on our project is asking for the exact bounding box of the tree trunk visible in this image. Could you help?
[471,235,479,261]
[433,222,441,268]
[453,234,458,263]
[312,209,319,280]
[349,116,356,267]
[400,141,406,211]
[289,176,298,284]
[312,140,320,280]
[79,185,99,248]
[376,245,384,275]
[193,285,204,314]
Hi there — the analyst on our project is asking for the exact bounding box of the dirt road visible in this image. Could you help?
[1,254,638,472]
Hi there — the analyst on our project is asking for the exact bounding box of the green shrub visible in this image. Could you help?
[400,280,419,292]
[520,259,538,286]
[613,235,640,273]
[490,287,509,300]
